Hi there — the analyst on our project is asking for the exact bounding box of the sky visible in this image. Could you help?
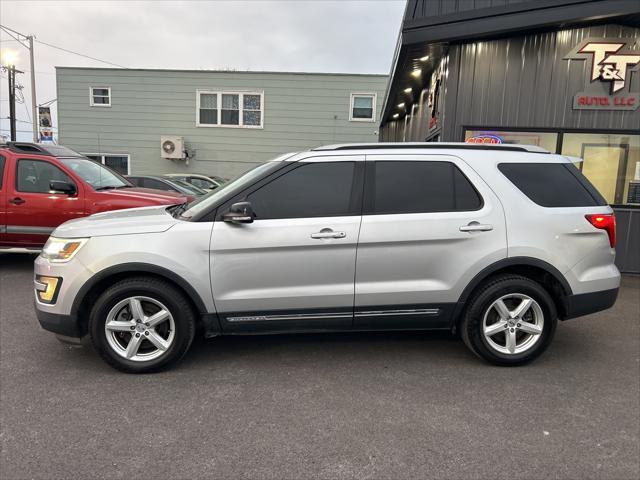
[0,0,405,141]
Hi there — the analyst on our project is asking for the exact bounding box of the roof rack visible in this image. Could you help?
[3,142,85,158]
[312,142,550,154]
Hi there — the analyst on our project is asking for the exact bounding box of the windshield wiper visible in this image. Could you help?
[171,202,190,218]
[95,184,131,191]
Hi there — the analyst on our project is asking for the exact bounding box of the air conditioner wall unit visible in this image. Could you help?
[160,135,185,159]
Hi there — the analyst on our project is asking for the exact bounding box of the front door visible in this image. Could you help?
[4,158,85,247]
[210,157,364,332]
[354,155,507,329]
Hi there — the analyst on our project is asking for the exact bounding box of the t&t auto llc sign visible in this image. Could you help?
[565,38,640,111]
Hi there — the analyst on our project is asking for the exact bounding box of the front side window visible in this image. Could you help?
[350,93,376,122]
[367,161,482,214]
[144,178,173,191]
[17,159,75,194]
[247,162,357,219]
[197,91,263,128]
[90,87,111,107]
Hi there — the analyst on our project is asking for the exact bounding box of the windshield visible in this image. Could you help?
[171,179,208,195]
[59,157,130,190]
[180,159,290,219]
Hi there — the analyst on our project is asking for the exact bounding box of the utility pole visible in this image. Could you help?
[28,35,37,142]
[8,65,17,141]
[0,25,38,141]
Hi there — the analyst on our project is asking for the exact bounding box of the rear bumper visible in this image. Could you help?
[35,307,81,338]
[562,287,619,320]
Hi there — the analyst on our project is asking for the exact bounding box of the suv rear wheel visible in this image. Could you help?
[460,275,557,365]
[89,277,196,373]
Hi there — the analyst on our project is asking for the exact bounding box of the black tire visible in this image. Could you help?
[460,274,557,366]
[89,276,196,373]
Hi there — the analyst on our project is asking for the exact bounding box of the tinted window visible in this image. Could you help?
[17,159,74,194]
[0,156,5,189]
[247,162,356,219]
[127,177,143,187]
[498,163,607,207]
[144,178,173,191]
[369,161,482,214]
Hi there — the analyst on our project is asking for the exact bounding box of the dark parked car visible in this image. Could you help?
[126,175,209,197]
[164,173,227,191]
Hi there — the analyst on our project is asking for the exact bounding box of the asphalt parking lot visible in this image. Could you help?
[1,253,638,480]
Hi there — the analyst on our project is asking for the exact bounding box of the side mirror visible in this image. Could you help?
[222,201,254,224]
[49,180,77,196]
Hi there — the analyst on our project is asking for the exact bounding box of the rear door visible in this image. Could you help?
[4,157,85,247]
[354,154,507,329]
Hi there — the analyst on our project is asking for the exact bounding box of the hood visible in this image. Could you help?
[99,187,191,204]
[53,205,180,238]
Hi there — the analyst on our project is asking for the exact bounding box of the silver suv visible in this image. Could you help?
[34,143,620,373]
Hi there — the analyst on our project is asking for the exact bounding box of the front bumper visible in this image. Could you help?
[34,253,94,338]
[35,307,82,337]
[563,287,619,320]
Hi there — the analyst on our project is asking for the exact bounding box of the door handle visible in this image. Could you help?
[460,221,493,232]
[9,197,26,205]
[311,228,346,239]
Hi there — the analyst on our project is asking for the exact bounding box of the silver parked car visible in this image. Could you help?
[34,143,620,373]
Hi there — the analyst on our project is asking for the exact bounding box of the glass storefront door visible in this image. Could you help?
[561,133,640,206]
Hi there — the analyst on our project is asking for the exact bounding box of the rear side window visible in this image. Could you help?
[367,161,482,214]
[247,162,356,219]
[498,163,607,207]
[0,156,5,189]
[16,159,74,194]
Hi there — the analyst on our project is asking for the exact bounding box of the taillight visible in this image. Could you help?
[585,213,616,248]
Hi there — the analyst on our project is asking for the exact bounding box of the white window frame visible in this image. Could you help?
[196,90,264,129]
[349,92,377,122]
[89,86,111,107]
[82,153,131,175]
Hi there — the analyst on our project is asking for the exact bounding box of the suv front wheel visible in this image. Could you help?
[460,275,557,366]
[89,277,196,373]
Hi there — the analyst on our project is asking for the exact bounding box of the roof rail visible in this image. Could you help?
[4,142,85,158]
[312,142,550,154]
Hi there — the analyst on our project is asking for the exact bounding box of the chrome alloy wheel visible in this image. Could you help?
[482,293,544,355]
[104,296,176,362]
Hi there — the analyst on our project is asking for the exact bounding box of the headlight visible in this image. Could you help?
[41,237,88,263]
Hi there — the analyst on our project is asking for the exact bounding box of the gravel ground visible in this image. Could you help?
[1,253,638,480]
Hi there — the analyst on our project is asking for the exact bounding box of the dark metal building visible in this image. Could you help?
[379,0,640,273]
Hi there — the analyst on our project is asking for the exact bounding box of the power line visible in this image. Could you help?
[1,24,128,68]
[35,38,128,69]
[0,26,24,44]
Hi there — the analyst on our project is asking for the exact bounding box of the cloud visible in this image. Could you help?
[0,0,404,140]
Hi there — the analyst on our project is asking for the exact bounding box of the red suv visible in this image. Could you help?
[0,142,190,250]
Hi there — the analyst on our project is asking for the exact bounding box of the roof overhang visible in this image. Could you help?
[381,0,640,125]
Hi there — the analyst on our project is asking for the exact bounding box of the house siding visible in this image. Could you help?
[56,68,388,177]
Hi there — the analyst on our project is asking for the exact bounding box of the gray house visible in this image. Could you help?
[56,68,388,178]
